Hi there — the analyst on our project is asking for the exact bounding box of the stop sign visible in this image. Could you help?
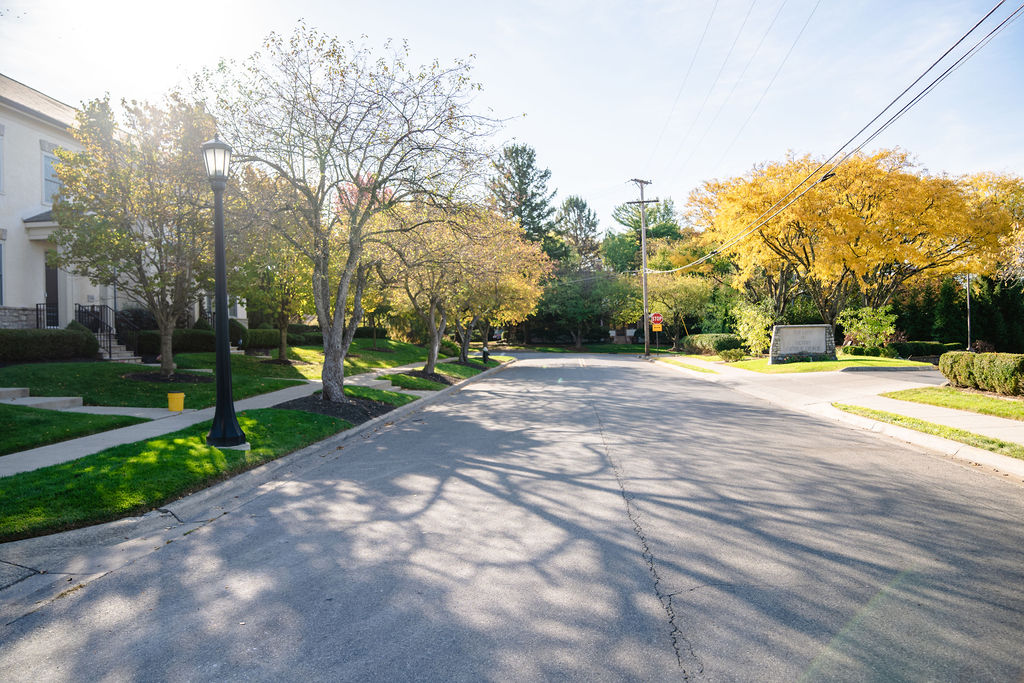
[651,313,663,325]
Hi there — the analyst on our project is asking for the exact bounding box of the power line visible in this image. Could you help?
[645,0,721,169]
[646,0,1023,276]
[713,0,822,173]
[663,0,759,175]
[676,0,790,177]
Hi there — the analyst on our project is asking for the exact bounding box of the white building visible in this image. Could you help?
[0,74,246,339]
[0,73,111,329]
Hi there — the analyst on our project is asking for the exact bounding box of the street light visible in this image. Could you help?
[201,136,247,448]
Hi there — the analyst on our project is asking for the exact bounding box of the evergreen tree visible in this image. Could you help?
[555,195,601,269]
[488,144,565,259]
[932,278,966,344]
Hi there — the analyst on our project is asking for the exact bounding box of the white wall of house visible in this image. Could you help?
[0,75,106,329]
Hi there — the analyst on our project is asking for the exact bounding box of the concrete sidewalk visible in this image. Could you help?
[0,358,461,478]
[656,355,1024,479]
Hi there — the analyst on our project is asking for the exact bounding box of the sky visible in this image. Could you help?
[2,0,1022,235]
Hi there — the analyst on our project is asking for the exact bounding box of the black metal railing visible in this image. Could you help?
[74,304,141,358]
[36,303,59,328]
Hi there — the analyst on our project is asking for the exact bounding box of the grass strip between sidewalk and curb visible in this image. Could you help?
[832,403,1024,461]
[881,386,1024,421]
[657,358,718,374]
[0,404,148,457]
[0,409,350,542]
[378,373,447,391]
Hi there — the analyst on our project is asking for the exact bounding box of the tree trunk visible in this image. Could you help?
[480,320,491,352]
[456,315,478,363]
[159,327,175,379]
[423,301,446,375]
[278,326,288,364]
[574,322,583,350]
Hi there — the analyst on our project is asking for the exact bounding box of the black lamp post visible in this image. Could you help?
[201,136,247,448]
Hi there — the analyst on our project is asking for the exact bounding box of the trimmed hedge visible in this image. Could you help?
[887,341,953,357]
[440,339,460,357]
[137,329,217,355]
[0,329,99,362]
[228,318,248,346]
[940,351,1024,395]
[681,333,742,355]
[245,328,280,350]
[304,331,323,345]
[354,326,387,339]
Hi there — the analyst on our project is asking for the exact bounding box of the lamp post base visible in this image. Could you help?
[206,437,250,451]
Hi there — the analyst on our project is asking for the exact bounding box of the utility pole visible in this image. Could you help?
[627,179,658,358]
[966,272,972,351]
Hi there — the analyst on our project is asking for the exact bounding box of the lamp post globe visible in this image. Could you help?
[202,135,247,448]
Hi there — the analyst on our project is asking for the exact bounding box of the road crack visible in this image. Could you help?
[590,402,703,679]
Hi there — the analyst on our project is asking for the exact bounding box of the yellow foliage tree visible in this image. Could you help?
[693,149,1013,327]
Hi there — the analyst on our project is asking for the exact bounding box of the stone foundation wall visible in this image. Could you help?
[0,307,37,329]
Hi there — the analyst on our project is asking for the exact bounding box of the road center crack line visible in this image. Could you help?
[589,400,703,679]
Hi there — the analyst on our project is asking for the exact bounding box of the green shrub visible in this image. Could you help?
[845,345,865,356]
[257,322,273,330]
[174,329,216,353]
[137,329,216,355]
[228,318,248,347]
[837,305,897,348]
[0,329,99,362]
[66,320,93,335]
[863,346,882,357]
[440,339,460,357]
[940,351,976,389]
[731,301,775,355]
[944,342,964,353]
[287,333,305,346]
[354,326,387,339]
[972,353,1024,395]
[304,331,323,345]
[880,346,899,358]
[287,323,319,335]
[681,333,743,354]
[246,329,280,350]
[193,318,213,331]
[719,348,745,362]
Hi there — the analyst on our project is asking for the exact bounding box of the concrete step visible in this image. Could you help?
[1,395,83,410]
[0,387,30,400]
[110,356,143,364]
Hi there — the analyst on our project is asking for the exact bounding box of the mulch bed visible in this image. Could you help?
[123,372,214,384]
[272,394,395,424]
[404,370,454,385]
[260,359,312,366]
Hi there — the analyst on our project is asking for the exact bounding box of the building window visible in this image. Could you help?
[42,151,61,204]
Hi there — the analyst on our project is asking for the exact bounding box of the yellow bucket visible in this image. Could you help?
[167,392,185,412]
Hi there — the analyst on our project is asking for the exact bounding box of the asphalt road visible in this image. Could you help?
[2,355,1023,681]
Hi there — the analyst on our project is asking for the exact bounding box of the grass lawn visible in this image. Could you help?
[176,339,431,381]
[833,403,1024,461]
[342,384,418,407]
[433,359,502,380]
[658,358,718,374]
[0,362,303,409]
[0,408,349,542]
[881,386,1024,421]
[0,404,147,456]
[732,354,931,374]
[378,373,447,391]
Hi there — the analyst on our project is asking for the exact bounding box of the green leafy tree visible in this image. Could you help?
[603,199,683,272]
[206,26,495,402]
[731,300,777,355]
[837,305,897,348]
[648,275,713,349]
[52,95,215,378]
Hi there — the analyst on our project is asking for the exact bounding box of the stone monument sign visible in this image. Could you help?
[768,324,836,364]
